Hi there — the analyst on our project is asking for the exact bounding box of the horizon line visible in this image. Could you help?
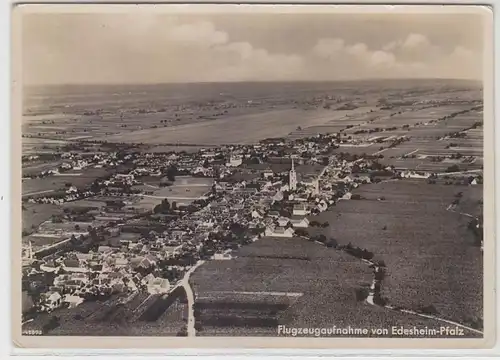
[25,78,482,88]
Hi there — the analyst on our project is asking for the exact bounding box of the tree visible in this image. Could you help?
[355,288,369,302]
[165,165,178,182]
[325,238,338,248]
[445,164,460,173]
[419,304,438,315]
[294,228,308,237]
[316,234,327,243]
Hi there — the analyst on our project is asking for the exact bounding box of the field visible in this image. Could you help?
[23,291,188,336]
[191,236,473,337]
[22,168,111,197]
[97,108,375,145]
[22,203,64,235]
[135,176,213,209]
[308,179,482,325]
[364,108,483,172]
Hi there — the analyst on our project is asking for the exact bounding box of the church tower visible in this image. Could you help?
[313,178,320,195]
[289,157,297,191]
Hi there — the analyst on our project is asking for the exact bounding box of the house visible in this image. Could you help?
[342,192,352,200]
[265,226,295,238]
[75,253,93,262]
[316,200,328,212]
[97,246,113,255]
[401,170,430,179]
[70,273,89,284]
[63,294,84,308]
[40,261,60,273]
[66,186,78,194]
[62,259,88,273]
[277,217,291,227]
[147,277,171,294]
[212,252,233,261]
[251,209,264,219]
[41,291,62,312]
[53,274,71,287]
[227,156,243,167]
[263,169,274,178]
[114,257,129,267]
[290,217,310,228]
[293,203,310,216]
[273,191,284,202]
[267,211,281,218]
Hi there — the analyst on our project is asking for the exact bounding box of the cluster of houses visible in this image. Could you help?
[23,129,482,317]
[24,134,374,314]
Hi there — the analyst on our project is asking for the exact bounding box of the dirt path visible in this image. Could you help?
[362,259,483,335]
[311,178,483,335]
[170,260,205,337]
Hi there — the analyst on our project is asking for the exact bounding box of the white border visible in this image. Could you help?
[5,0,499,358]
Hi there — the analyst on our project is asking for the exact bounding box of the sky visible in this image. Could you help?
[21,9,486,85]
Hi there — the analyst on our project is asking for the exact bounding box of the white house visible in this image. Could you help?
[263,169,274,178]
[147,277,171,295]
[342,192,352,200]
[265,226,295,238]
[40,262,60,273]
[277,217,291,228]
[42,291,62,312]
[227,156,243,167]
[272,191,284,202]
[251,210,264,219]
[293,203,310,216]
[66,186,78,194]
[63,294,84,309]
[212,252,233,261]
[290,218,310,228]
[401,170,430,179]
[316,200,328,212]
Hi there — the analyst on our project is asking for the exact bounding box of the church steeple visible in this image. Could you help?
[289,156,297,191]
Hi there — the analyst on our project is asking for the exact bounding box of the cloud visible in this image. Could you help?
[164,22,305,82]
[346,43,368,57]
[310,34,480,80]
[168,21,229,47]
[369,51,396,68]
[382,41,399,52]
[402,33,431,49]
[312,38,345,59]
[210,41,303,81]
[23,15,482,85]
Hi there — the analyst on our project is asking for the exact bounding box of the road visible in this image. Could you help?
[140,194,208,201]
[22,189,55,197]
[170,260,205,337]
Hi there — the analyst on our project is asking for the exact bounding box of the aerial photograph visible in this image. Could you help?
[19,8,484,339]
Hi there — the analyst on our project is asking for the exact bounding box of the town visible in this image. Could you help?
[21,102,484,336]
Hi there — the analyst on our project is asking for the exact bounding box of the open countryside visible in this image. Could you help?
[22,79,484,338]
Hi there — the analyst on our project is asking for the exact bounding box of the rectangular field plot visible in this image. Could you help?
[308,180,482,326]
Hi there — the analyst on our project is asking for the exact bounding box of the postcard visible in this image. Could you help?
[11,2,495,350]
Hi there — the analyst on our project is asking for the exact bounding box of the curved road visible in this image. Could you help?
[171,260,205,337]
